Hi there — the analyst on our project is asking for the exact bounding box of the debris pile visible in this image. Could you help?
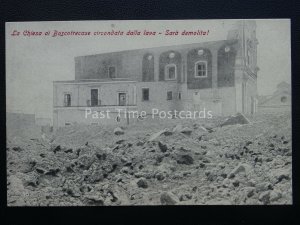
[7,111,292,205]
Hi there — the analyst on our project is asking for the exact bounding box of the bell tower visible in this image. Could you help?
[228,20,259,114]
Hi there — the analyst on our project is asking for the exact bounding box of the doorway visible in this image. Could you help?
[118,93,127,106]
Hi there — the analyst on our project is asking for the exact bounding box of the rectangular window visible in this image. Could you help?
[91,89,99,106]
[178,92,181,100]
[195,61,207,77]
[142,88,149,101]
[64,94,71,107]
[167,91,173,100]
[65,122,71,126]
[165,64,177,80]
[108,66,116,78]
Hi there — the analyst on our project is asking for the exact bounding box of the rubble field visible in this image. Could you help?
[7,111,292,206]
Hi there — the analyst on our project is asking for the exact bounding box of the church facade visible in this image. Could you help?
[53,21,259,128]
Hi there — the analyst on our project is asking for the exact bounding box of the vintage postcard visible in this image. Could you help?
[6,19,292,206]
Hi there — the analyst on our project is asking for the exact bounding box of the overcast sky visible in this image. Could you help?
[6,19,291,119]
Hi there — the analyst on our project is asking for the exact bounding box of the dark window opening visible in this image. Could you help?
[91,89,99,106]
[142,88,149,101]
[64,94,71,107]
[165,65,176,80]
[167,91,173,100]
[195,62,207,77]
[178,92,181,100]
[118,93,126,106]
[108,66,116,78]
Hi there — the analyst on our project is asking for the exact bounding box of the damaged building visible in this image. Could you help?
[53,20,259,128]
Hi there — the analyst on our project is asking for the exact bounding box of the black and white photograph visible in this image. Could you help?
[6,19,292,206]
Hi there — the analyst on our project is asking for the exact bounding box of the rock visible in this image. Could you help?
[274,169,291,183]
[116,139,125,144]
[220,112,250,127]
[19,158,37,173]
[137,178,148,188]
[199,126,208,132]
[255,182,273,192]
[76,154,96,170]
[205,169,217,182]
[84,193,104,206]
[173,124,183,132]
[259,191,271,204]
[114,127,124,135]
[232,180,240,187]
[179,192,192,201]
[86,166,104,183]
[160,192,179,205]
[229,163,251,178]
[148,129,172,141]
[63,180,81,198]
[175,154,194,165]
[52,145,61,154]
[136,141,144,146]
[180,127,193,135]
[22,172,39,188]
[244,187,255,198]
[155,172,165,181]
[158,141,168,153]
[121,166,129,174]
[270,190,282,202]
[12,146,23,152]
[245,198,260,205]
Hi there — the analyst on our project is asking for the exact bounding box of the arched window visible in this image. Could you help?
[194,61,207,78]
[64,93,71,107]
[165,64,177,80]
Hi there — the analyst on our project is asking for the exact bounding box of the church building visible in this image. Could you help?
[53,20,259,128]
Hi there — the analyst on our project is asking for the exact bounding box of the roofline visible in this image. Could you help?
[53,79,137,84]
[75,39,237,59]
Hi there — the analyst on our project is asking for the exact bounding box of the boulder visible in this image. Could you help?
[172,124,183,132]
[148,129,172,141]
[259,191,271,204]
[180,127,193,135]
[116,139,125,144]
[158,141,168,153]
[255,182,273,192]
[270,190,282,202]
[199,126,208,132]
[76,154,96,170]
[114,127,124,135]
[220,113,250,127]
[137,178,148,188]
[160,192,179,205]
[243,187,255,198]
[84,193,104,206]
[175,154,194,165]
[229,163,251,178]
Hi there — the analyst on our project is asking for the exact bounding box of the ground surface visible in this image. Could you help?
[7,111,292,205]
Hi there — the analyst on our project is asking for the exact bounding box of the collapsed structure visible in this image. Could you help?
[53,21,259,128]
